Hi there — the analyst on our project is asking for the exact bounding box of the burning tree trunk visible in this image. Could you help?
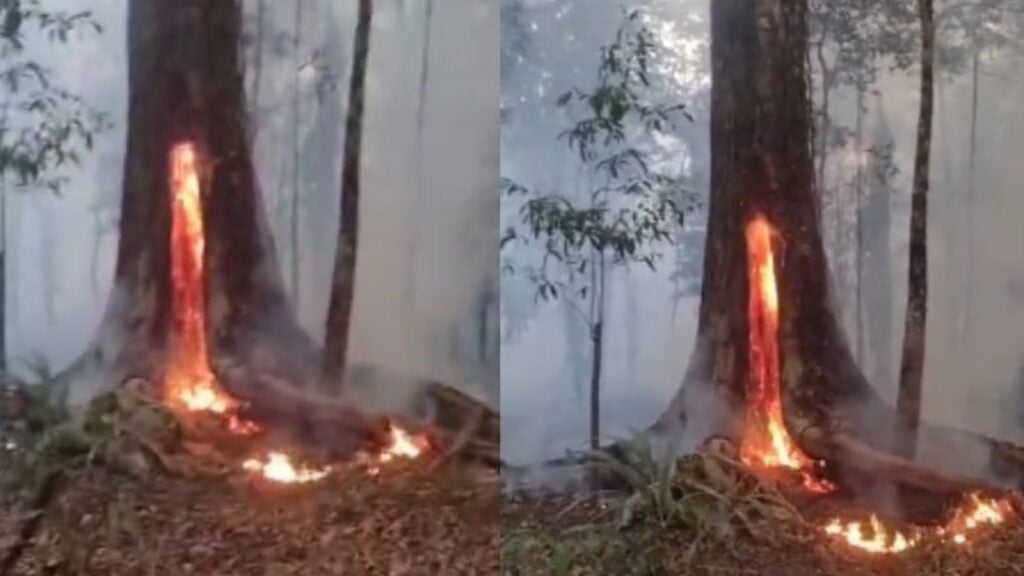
[653,0,1024,498]
[71,0,314,393]
[323,0,373,388]
[895,0,934,459]
[654,0,866,432]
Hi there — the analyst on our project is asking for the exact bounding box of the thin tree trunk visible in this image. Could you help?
[0,179,5,374]
[404,0,434,312]
[589,254,606,451]
[323,0,373,386]
[249,0,265,127]
[415,0,433,197]
[864,95,894,395]
[814,23,831,203]
[289,0,303,308]
[962,45,980,344]
[855,88,865,363]
[896,0,935,459]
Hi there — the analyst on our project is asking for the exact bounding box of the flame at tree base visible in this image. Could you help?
[165,141,241,418]
[739,216,832,494]
[736,216,1016,554]
[163,142,432,486]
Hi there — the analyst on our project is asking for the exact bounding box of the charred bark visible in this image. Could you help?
[323,0,372,387]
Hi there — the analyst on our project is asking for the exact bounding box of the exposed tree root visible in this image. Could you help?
[213,359,500,468]
[794,422,1004,496]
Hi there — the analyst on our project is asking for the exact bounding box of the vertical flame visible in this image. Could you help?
[739,216,824,491]
[165,142,237,414]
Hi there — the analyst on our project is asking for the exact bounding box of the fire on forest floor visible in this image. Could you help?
[501,483,1024,576]
[0,456,499,576]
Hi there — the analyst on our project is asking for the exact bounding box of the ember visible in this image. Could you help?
[242,452,331,484]
[739,216,832,493]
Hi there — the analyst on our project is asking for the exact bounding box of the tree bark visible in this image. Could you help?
[289,0,303,309]
[588,249,607,451]
[961,45,980,345]
[323,0,372,387]
[69,0,314,390]
[649,0,923,479]
[895,0,934,459]
[854,89,865,364]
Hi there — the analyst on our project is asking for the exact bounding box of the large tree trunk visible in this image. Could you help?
[655,0,868,432]
[651,0,1024,497]
[76,0,314,393]
[895,0,934,458]
[323,0,373,387]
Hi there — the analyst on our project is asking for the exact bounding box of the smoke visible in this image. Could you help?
[502,0,1024,470]
[5,0,498,416]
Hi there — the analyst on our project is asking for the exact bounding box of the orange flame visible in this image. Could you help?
[379,426,428,463]
[739,216,830,493]
[941,493,1014,545]
[366,425,430,476]
[242,452,330,484]
[164,142,242,418]
[823,492,1015,554]
[823,515,920,554]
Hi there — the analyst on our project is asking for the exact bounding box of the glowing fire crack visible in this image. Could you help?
[739,216,830,494]
[165,142,243,418]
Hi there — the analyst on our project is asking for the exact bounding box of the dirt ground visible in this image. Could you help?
[501,490,1024,576]
[0,459,500,576]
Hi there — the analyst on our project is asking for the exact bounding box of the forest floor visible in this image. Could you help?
[0,456,500,576]
[502,484,1024,576]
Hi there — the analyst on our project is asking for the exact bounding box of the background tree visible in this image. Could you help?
[503,11,695,450]
[323,0,372,386]
[0,0,110,373]
[896,0,935,458]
